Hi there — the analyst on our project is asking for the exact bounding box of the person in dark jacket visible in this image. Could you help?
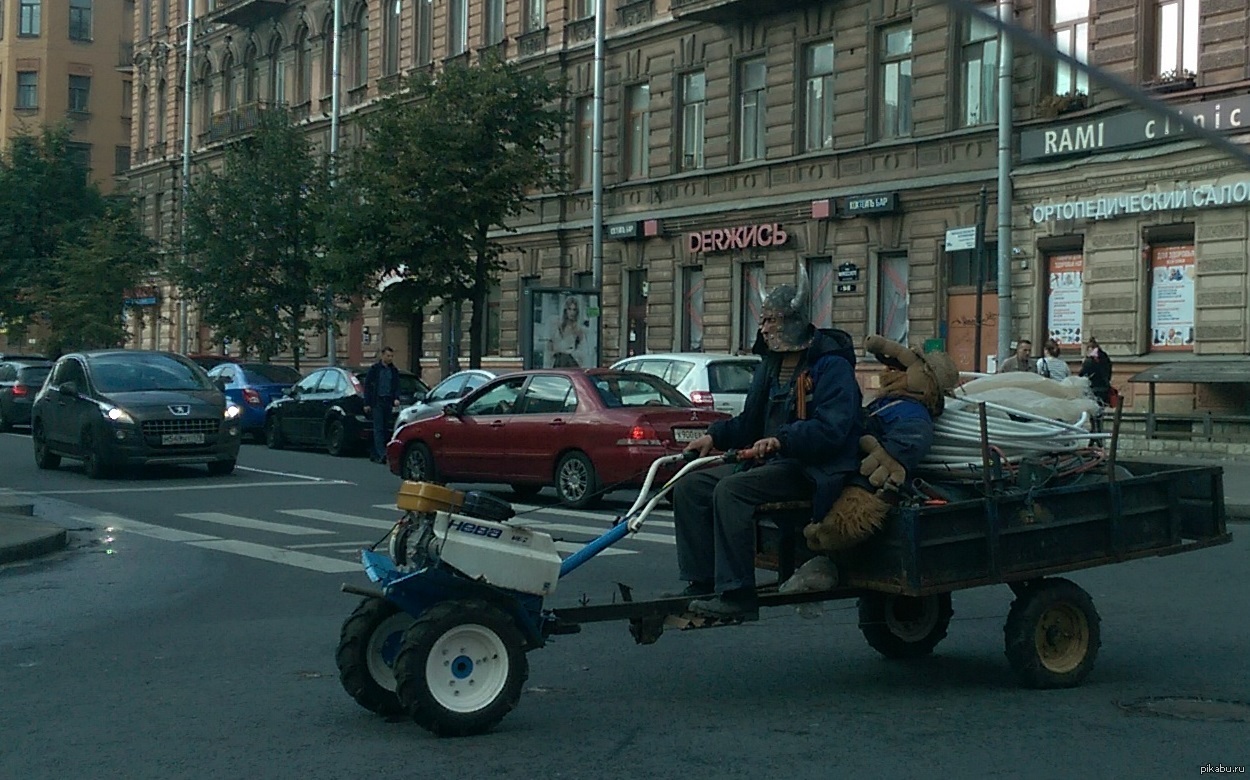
[672,274,863,621]
[1079,337,1113,405]
[364,346,402,462]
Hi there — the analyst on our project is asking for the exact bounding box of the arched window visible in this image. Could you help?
[294,25,311,103]
[267,35,285,104]
[244,43,260,104]
[138,84,150,150]
[414,0,432,66]
[351,4,369,88]
[199,62,214,134]
[382,0,400,76]
[221,53,236,109]
[156,80,166,144]
[322,14,335,99]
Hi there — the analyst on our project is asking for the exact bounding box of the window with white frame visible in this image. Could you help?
[624,83,650,180]
[961,10,997,126]
[68,75,91,113]
[574,96,593,187]
[878,24,913,138]
[803,42,834,152]
[1052,0,1089,95]
[737,58,766,162]
[485,0,505,46]
[682,266,705,352]
[1156,0,1199,78]
[679,71,706,170]
[69,0,92,41]
[449,0,468,55]
[383,0,400,75]
[524,0,545,32]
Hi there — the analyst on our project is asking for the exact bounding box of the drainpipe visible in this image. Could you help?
[996,0,1015,362]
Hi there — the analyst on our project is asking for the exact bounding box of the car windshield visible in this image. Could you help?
[19,367,51,386]
[399,374,429,397]
[90,354,214,393]
[592,372,692,408]
[242,364,303,384]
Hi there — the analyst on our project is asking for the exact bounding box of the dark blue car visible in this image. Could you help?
[208,362,304,438]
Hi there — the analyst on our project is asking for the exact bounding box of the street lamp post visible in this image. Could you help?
[326,0,343,367]
[179,0,195,355]
[590,0,605,290]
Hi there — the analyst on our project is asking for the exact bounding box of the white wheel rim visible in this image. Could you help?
[885,596,940,642]
[365,613,415,692]
[425,623,509,713]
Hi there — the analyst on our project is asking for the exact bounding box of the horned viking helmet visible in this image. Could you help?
[760,266,812,352]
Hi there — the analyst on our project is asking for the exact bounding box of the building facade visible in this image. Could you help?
[125,0,1250,415]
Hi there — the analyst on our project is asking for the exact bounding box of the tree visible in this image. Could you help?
[337,58,565,369]
[176,110,338,368]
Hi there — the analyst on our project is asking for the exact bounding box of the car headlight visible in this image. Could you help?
[224,404,242,421]
[99,404,135,424]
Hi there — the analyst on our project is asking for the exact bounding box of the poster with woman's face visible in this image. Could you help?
[531,290,600,368]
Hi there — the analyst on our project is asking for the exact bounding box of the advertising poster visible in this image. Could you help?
[1149,245,1196,352]
[1046,253,1084,347]
[529,289,601,368]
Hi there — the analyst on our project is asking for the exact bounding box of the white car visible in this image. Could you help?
[392,369,497,434]
[610,353,760,416]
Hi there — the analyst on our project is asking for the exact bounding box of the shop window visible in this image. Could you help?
[448,0,467,56]
[1156,0,1199,78]
[802,41,834,152]
[383,0,401,75]
[737,58,767,162]
[807,257,834,329]
[626,270,648,358]
[947,241,998,288]
[484,0,505,46]
[1148,241,1195,353]
[960,8,997,127]
[524,0,544,33]
[481,283,502,356]
[573,96,593,188]
[679,71,706,171]
[739,263,765,350]
[878,24,912,139]
[1052,0,1089,95]
[416,0,433,66]
[682,266,705,352]
[624,83,650,180]
[1045,251,1085,348]
[878,252,909,344]
[69,0,92,41]
[69,75,91,113]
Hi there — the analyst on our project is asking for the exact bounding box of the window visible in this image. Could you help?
[221,53,235,109]
[114,146,130,174]
[141,0,150,37]
[740,263,765,350]
[465,376,527,416]
[574,96,593,187]
[138,85,149,149]
[484,0,505,46]
[681,266,705,352]
[803,42,834,151]
[877,252,910,344]
[626,270,648,357]
[67,142,92,173]
[69,0,92,41]
[1148,242,1195,352]
[961,10,997,126]
[156,80,166,142]
[19,0,40,36]
[624,83,650,180]
[383,0,400,75]
[878,24,913,138]
[524,0,544,32]
[160,0,168,27]
[295,27,311,103]
[268,37,285,103]
[948,241,998,287]
[518,376,577,415]
[17,72,38,109]
[1053,0,1089,95]
[321,17,335,96]
[352,6,369,88]
[1157,0,1199,78]
[154,192,164,243]
[198,64,214,132]
[244,44,260,103]
[69,75,91,113]
[737,58,766,162]
[484,283,502,355]
[572,0,592,18]
[679,71,706,170]
[122,80,132,116]
[416,0,433,66]
[448,0,467,56]
[807,258,834,329]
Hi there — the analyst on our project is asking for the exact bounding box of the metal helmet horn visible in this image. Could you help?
[760,266,812,352]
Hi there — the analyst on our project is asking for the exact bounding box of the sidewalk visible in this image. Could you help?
[0,498,68,566]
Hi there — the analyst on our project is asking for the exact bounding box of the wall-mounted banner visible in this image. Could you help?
[1046,253,1084,347]
[687,223,789,254]
[1150,245,1195,352]
[1030,179,1250,224]
[524,288,601,369]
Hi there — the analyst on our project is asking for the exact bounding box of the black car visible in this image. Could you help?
[263,365,427,456]
[31,350,242,478]
[0,359,53,432]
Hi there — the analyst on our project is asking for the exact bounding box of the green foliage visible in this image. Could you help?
[176,110,338,368]
[336,58,565,368]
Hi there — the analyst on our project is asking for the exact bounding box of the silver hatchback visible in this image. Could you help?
[610,353,760,415]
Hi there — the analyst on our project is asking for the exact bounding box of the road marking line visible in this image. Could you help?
[84,516,220,543]
[236,466,335,481]
[177,512,333,536]
[278,508,398,531]
[288,541,376,550]
[523,520,674,546]
[37,480,351,496]
[187,539,359,573]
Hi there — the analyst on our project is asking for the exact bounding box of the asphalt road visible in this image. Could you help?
[1,430,1247,779]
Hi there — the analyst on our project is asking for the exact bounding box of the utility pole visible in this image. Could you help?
[178,0,195,355]
[326,0,343,366]
[996,0,1015,363]
[590,0,605,290]
[973,186,988,374]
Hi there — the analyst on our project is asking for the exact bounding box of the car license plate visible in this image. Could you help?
[162,433,205,446]
[673,427,704,443]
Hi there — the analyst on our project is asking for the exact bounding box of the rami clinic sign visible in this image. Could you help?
[687,223,789,254]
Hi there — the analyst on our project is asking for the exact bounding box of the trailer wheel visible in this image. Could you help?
[394,599,528,737]
[336,597,416,716]
[1004,578,1101,689]
[858,592,953,659]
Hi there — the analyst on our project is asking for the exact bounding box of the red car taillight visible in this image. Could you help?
[617,423,661,446]
[242,388,263,406]
[688,390,715,409]
[12,384,29,398]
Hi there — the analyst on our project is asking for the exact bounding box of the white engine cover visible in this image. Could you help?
[431,511,563,596]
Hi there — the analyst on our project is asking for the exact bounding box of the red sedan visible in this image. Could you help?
[386,369,730,507]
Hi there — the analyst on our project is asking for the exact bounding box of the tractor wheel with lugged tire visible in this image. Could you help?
[336,597,417,717]
[554,451,599,509]
[265,416,285,450]
[326,418,352,457]
[858,592,954,659]
[33,423,60,470]
[393,599,528,737]
[1004,577,1100,689]
[401,441,436,481]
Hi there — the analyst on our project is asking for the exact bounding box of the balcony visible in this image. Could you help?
[206,101,288,143]
[204,0,290,27]
[669,0,811,23]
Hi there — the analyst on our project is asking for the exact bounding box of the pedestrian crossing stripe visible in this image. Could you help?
[177,512,333,536]
[187,539,359,573]
[278,508,398,531]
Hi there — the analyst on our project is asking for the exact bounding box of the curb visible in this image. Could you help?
[0,503,70,565]
[0,524,69,565]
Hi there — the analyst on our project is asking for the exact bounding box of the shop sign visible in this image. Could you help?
[1019,93,1250,162]
[124,286,160,307]
[945,226,978,251]
[607,222,640,240]
[836,262,860,282]
[1030,179,1250,224]
[686,223,789,254]
[841,192,899,215]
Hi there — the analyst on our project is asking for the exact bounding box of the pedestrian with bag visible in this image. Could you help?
[1037,338,1071,380]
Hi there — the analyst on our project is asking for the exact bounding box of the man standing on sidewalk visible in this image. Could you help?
[364,346,401,463]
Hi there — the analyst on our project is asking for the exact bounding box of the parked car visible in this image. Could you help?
[264,365,428,456]
[207,362,304,439]
[0,359,53,432]
[30,350,242,478]
[0,352,48,361]
[393,369,497,434]
[385,368,730,508]
[611,352,761,415]
[187,354,240,371]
